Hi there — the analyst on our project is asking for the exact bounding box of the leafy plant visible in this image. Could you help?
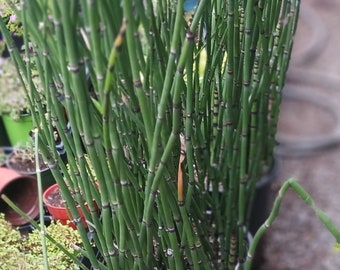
[0,213,83,270]
[7,141,48,173]
[0,52,44,120]
[0,58,30,120]
[21,220,83,269]
[0,0,21,34]
[0,0,22,55]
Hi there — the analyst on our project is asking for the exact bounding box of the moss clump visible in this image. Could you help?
[0,0,22,35]
[0,0,22,55]
[0,58,43,120]
[0,213,83,270]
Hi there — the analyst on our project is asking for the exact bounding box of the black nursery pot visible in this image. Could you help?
[249,161,279,236]
[0,118,10,146]
[0,33,23,58]
[248,160,279,269]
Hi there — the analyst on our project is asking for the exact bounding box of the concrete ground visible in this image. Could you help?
[259,1,340,269]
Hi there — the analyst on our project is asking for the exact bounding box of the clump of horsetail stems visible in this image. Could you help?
[0,0,314,269]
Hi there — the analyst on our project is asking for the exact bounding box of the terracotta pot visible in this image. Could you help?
[43,184,91,229]
[0,167,39,225]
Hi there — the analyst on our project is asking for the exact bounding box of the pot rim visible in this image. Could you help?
[0,167,39,225]
[43,183,67,210]
[255,158,280,189]
[6,150,50,175]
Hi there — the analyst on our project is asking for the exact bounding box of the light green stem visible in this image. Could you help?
[244,178,340,270]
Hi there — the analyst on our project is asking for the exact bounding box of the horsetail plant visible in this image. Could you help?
[0,0,306,269]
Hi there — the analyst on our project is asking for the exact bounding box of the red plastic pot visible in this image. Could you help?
[43,183,91,229]
[0,167,39,225]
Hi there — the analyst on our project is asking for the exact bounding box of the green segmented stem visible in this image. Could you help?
[0,0,302,268]
[244,178,340,270]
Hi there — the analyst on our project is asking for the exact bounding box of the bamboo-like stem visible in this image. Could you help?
[33,129,49,270]
[122,0,153,149]
[244,178,340,270]
[98,21,132,268]
[238,0,256,263]
[139,0,186,262]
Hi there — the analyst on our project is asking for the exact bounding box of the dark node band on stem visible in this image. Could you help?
[185,30,195,41]
[67,64,80,73]
[134,79,143,88]
[101,202,110,209]
[108,249,118,257]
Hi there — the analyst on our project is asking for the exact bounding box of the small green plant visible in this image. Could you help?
[0,213,83,270]
[0,58,29,120]
[21,220,83,269]
[0,57,43,121]
[0,212,24,269]
[0,0,22,55]
[12,141,36,161]
[0,0,22,34]
[7,141,48,173]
